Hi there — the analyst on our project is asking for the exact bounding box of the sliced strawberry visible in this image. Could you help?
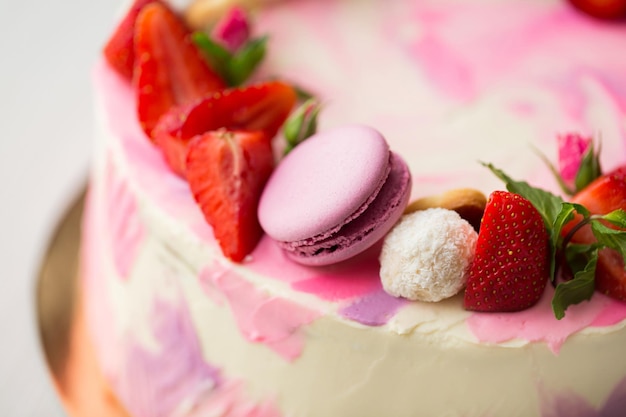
[569,166,626,218]
[134,2,226,138]
[186,129,274,262]
[568,0,626,20]
[562,165,626,300]
[464,191,550,312]
[153,81,297,177]
[103,0,159,80]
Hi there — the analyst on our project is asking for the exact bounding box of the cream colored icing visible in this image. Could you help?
[84,0,626,415]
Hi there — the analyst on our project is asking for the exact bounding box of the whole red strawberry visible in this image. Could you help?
[568,0,626,20]
[186,129,274,262]
[464,191,550,312]
[563,165,626,300]
[133,2,225,138]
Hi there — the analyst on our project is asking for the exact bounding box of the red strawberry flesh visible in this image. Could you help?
[186,130,274,262]
[153,81,297,177]
[103,0,159,80]
[134,2,226,138]
[562,165,626,300]
[464,191,550,312]
[568,0,626,20]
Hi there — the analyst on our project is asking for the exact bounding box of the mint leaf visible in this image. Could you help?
[565,243,598,273]
[591,221,626,265]
[228,35,268,86]
[601,209,626,228]
[552,252,597,320]
[193,32,233,82]
[553,203,578,245]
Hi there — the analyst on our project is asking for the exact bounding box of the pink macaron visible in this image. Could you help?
[258,124,412,266]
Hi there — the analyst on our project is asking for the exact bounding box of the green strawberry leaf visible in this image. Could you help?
[552,250,598,320]
[193,32,233,82]
[283,99,321,155]
[228,35,268,86]
[294,85,314,101]
[574,141,602,193]
[194,33,268,86]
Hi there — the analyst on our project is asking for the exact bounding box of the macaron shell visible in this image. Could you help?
[258,125,391,242]
[282,152,412,266]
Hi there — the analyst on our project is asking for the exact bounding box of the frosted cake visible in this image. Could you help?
[82,0,626,416]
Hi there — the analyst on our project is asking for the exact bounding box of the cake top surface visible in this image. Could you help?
[98,0,626,357]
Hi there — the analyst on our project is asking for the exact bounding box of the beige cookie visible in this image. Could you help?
[185,0,277,29]
[405,188,487,232]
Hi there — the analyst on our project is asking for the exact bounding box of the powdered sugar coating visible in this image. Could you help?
[380,208,477,302]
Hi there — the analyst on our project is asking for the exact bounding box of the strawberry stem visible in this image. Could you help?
[562,217,593,249]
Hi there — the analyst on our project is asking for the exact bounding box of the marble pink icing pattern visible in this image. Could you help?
[95,0,626,358]
[408,2,626,104]
[541,376,626,417]
[406,1,626,162]
[467,287,626,354]
[104,152,146,280]
[115,296,222,417]
[85,166,283,416]
[199,262,320,361]
[181,381,282,417]
[95,60,215,244]
[81,187,123,384]
[252,240,406,325]
[110,287,283,417]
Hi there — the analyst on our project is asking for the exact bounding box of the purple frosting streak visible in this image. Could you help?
[541,376,626,417]
[339,289,408,326]
[115,296,221,417]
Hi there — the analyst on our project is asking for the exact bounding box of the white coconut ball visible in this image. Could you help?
[380,208,478,302]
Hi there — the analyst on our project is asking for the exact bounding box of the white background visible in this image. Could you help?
[0,0,118,414]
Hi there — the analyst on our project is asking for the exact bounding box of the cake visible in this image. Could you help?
[81,0,626,416]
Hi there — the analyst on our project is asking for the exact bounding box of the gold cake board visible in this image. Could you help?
[36,189,129,417]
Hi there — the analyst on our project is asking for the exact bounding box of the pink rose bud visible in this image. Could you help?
[558,133,591,186]
[212,7,251,53]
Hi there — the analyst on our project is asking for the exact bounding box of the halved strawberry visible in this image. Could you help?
[562,165,626,300]
[153,81,297,177]
[186,129,274,262]
[568,0,626,20]
[464,191,550,312]
[103,0,159,80]
[134,2,226,137]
